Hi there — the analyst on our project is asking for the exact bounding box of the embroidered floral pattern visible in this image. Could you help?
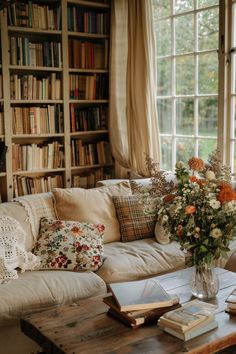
[34,218,104,271]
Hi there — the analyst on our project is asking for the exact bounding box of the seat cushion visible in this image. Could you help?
[0,270,106,325]
[96,238,186,283]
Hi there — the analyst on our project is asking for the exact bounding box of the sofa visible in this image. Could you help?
[0,179,235,354]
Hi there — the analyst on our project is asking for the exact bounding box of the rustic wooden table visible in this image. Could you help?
[20,267,236,354]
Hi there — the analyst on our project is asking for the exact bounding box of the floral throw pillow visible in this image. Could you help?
[33,218,105,271]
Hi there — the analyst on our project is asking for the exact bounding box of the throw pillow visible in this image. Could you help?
[33,218,104,271]
[112,195,157,242]
[0,216,41,284]
[52,182,132,243]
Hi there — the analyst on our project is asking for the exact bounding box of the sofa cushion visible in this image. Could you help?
[34,218,104,271]
[96,238,186,283]
[0,270,106,325]
[112,195,156,242]
[52,182,132,244]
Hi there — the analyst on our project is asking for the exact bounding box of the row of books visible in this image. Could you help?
[12,141,64,171]
[71,139,112,166]
[72,168,112,189]
[69,74,108,100]
[70,104,108,132]
[67,7,109,34]
[0,112,4,135]
[68,39,108,70]
[0,75,2,99]
[10,74,61,100]
[13,174,63,197]
[7,2,61,30]
[12,105,64,135]
[10,37,62,67]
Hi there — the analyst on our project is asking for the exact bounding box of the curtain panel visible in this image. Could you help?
[109,0,160,177]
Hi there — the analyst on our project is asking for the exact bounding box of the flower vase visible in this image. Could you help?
[190,264,219,300]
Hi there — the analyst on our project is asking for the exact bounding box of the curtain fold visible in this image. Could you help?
[109,0,160,177]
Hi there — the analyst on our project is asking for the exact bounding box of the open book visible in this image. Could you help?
[108,278,179,312]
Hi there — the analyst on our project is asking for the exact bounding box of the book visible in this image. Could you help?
[226,289,236,309]
[108,278,179,312]
[103,294,180,328]
[162,319,218,341]
[158,299,216,333]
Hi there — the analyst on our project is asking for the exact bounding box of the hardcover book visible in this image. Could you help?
[108,278,179,312]
[162,319,218,341]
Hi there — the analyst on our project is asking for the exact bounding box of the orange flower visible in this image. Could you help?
[176,225,183,237]
[163,194,176,203]
[197,179,206,187]
[218,181,232,191]
[190,176,198,183]
[185,205,196,214]
[218,186,236,204]
[188,157,205,172]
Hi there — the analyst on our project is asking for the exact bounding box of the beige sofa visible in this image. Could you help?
[0,180,235,354]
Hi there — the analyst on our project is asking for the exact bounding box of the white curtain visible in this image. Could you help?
[109,0,160,177]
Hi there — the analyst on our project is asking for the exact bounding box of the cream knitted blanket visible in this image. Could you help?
[0,216,41,283]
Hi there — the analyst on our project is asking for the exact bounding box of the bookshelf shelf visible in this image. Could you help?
[0,172,6,177]
[70,130,109,137]
[0,0,112,201]
[9,65,63,72]
[68,31,109,39]
[11,100,64,105]
[71,163,113,171]
[8,27,62,36]
[68,0,110,9]
[69,99,109,104]
[69,68,109,73]
[13,168,66,176]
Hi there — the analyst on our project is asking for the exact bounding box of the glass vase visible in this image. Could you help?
[190,264,219,300]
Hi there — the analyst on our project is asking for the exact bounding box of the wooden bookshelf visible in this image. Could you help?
[0,0,113,201]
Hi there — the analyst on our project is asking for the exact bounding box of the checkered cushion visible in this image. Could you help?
[112,195,157,242]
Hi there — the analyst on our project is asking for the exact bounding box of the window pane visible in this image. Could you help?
[176,98,194,134]
[156,19,171,57]
[152,0,171,19]
[198,139,217,161]
[198,9,219,51]
[175,14,194,54]
[157,99,172,133]
[161,136,172,170]
[198,97,218,136]
[176,55,194,95]
[174,0,194,13]
[176,138,195,163]
[234,97,236,138]
[234,143,236,174]
[197,0,218,9]
[233,4,236,47]
[198,53,218,94]
[157,58,171,96]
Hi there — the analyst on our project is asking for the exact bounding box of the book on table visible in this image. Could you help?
[108,278,179,312]
[225,288,236,313]
[103,294,180,328]
[158,299,217,340]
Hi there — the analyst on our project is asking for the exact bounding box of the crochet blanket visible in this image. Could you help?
[0,216,41,284]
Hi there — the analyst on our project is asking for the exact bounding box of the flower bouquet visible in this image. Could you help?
[136,151,236,298]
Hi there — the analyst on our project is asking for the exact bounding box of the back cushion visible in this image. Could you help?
[53,182,132,243]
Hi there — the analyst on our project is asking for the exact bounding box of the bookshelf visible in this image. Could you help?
[0,0,113,202]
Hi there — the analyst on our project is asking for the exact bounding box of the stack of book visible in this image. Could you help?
[225,288,236,314]
[158,299,218,341]
[103,278,180,328]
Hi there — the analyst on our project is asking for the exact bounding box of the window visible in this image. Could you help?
[153,0,221,170]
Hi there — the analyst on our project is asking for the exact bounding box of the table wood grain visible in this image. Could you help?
[20,267,236,354]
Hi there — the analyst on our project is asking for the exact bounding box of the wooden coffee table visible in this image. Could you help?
[20,267,236,354]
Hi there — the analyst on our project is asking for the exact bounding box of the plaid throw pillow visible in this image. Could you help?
[112,195,157,242]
